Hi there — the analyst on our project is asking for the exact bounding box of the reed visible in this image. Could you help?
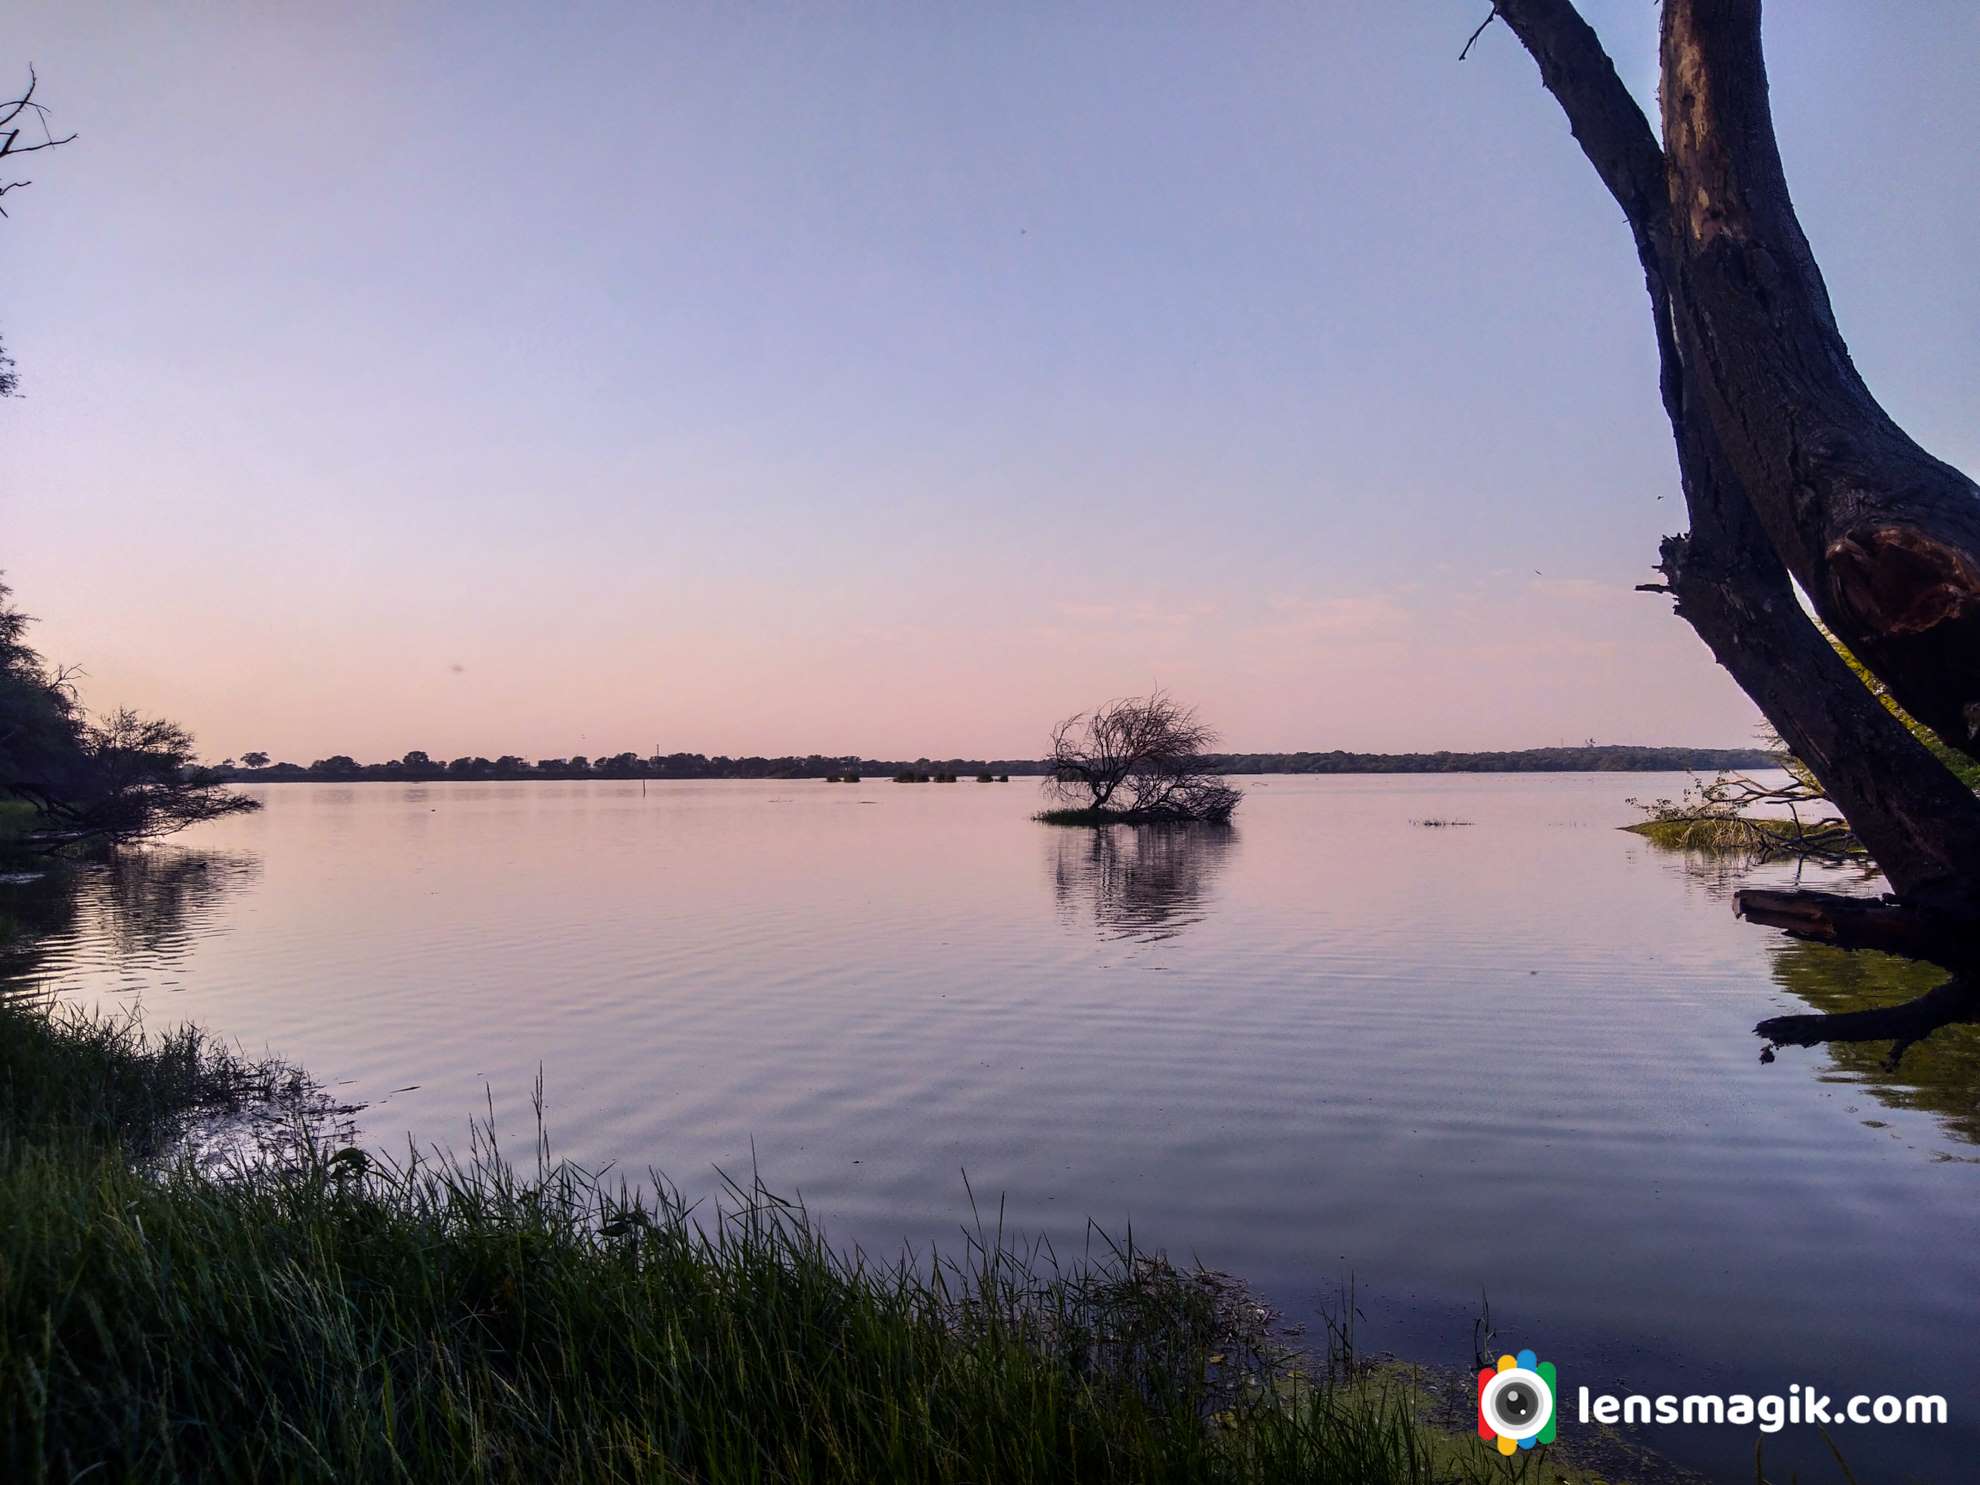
[0,999,1601,1484]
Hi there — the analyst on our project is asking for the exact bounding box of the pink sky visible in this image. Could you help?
[7,2,1974,763]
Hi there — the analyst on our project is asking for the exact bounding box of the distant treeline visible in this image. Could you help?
[223,744,1776,784]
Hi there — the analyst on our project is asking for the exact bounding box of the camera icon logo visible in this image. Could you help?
[1477,1348,1556,1454]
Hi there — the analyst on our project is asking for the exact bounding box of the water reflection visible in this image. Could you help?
[1048,823,1234,942]
[0,866,76,984]
[1636,836,1980,1142]
[0,848,259,997]
[1764,940,1980,1143]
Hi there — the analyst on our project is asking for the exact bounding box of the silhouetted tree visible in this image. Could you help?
[1045,692,1241,824]
[1,68,76,398]
[239,751,270,769]
[1478,1,1980,960]
[23,709,257,847]
[1,575,83,798]
[5,578,253,847]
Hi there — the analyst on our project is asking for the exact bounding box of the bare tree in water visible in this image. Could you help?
[1045,693,1241,824]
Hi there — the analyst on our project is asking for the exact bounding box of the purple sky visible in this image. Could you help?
[5,2,1976,762]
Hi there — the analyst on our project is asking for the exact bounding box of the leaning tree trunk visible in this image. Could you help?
[1656,0,1980,767]
[1489,0,1980,940]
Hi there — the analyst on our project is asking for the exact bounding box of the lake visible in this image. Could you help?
[5,773,1975,1482]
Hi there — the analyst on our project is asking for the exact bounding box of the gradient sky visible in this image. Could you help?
[5,2,1976,762]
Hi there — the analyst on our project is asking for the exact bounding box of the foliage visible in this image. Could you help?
[0,998,1609,1485]
[1623,772,1857,863]
[0,576,256,849]
[0,576,84,802]
[1046,692,1242,824]
[37,709,259,846]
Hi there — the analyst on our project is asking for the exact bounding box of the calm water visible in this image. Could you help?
[6,774,1978,1482]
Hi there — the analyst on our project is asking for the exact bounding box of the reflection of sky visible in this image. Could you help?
[16,775,1980,1483]
[8,3,1979,761]
[1634,834,1980,1144]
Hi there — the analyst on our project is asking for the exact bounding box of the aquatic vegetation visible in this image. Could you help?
[1622,778,1858,862]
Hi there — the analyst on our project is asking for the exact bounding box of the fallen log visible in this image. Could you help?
[1734,888,1976,971]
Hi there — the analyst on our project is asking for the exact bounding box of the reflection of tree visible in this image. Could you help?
[0,848,258,993]
[1050,824,1234,942]
[0,865,77,984]
[1637,836,1980,1141]
[1760,941,1980,1144]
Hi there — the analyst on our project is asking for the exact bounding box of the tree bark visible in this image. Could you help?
[1736,888,1978,973]
[1491,0,1980,916]
[1658,0,1980,764]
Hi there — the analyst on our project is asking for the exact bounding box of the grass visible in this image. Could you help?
[0,997,1643,1485]
[1036,806,1123,826]
[1620,816,1809,851]
[0,998,319,1163]
[0,799,37,849]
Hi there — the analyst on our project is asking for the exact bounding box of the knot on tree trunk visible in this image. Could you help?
[1826,524,1980,640]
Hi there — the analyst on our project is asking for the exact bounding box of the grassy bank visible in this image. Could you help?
[0,999,1625,1484]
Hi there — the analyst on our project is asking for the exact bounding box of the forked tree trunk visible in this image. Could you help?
[1490,0,1980,924]
[1658,1,1980,766]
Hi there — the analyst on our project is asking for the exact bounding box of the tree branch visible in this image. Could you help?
[1491,0,1669,242]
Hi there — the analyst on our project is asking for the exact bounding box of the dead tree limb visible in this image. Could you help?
[0,66,75,217]
[1736,888,1978,973]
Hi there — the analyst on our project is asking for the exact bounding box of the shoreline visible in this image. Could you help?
[1,995,1666,1484]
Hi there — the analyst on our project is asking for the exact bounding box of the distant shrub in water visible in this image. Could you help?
[1044,692,1242,825]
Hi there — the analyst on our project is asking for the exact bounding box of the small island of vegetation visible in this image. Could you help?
[1038,693,1243,825]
